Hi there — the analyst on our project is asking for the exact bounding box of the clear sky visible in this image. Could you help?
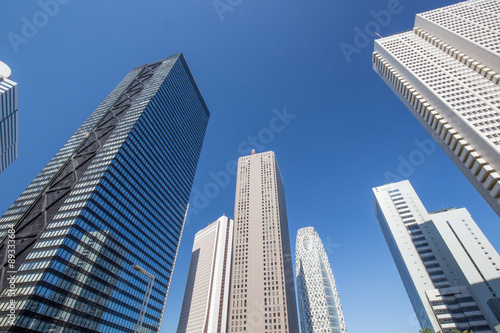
[1,0,499,332]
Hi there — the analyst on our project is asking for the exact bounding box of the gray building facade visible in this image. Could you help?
[374,180,500,333]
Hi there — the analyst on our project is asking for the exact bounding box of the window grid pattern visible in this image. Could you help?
[374,183,493,333]
[295,227,346,333]
[0,66,139,238]
[373,29,500,216]
[418,0,500,53]
[228,151,297,333]
[0,76,18,173]
[230,157,250,331]
[378,31,500,144]
[389,191,452,290]
[427,287,491,333]
[412,28,500,87]
[0,54,209,332]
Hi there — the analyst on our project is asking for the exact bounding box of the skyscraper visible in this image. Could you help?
[0,53,210,332]
[0,61,18,173]
[227,150,299,333]
[295,227,346,333]
[373,180,500,333]
[177,215,233,333]
[372,0,500,217]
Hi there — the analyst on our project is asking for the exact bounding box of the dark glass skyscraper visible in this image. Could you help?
[0,54,210,332]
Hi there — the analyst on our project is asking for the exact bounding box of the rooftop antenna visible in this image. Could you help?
[251,149,255,155]
[374,31,383,39]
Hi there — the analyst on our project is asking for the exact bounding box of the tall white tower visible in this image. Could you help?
[227,150,299,333]
[295,227,347,333]
[372,0,500,217]
[0,60,18,173]
[373,180,500,333]
[177,215,233,333]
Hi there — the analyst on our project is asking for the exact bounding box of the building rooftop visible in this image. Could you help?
[0,61,11,79]
[428,207,455,215]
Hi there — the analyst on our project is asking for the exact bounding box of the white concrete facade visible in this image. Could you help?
[372,0,500,217]
[373,180,500,333]
[227,151,299,333]
[177,215,233,333]
[295,227,347,333]
[0,61,18,173]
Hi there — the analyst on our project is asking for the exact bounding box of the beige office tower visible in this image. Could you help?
[177,215,234,333]
[373,0,500,217]
[0,61,18,173]
[227,151,299,333]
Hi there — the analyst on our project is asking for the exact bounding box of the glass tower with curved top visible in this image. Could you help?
[295,227,346,333]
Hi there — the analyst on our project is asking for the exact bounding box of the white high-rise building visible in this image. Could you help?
[177,215,233,333]
[372,0,500,217]
[373,180,500,333]
[295,227,347,333]
[0,60,18,173]
[227,150,299,333]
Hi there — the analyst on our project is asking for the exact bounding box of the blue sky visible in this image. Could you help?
[1,0,500,332]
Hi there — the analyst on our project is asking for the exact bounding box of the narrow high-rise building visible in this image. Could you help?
[372,0,500,217]
[227,150,299,333]
[0,54,210,332]
[0,61,18,173]
[295,227,346,333]
[177,215,233,333]
[373,180,500,333]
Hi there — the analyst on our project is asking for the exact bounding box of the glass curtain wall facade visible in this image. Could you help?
[295,227,346,333]
[0,61,18,173]
[0,53,210,332]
